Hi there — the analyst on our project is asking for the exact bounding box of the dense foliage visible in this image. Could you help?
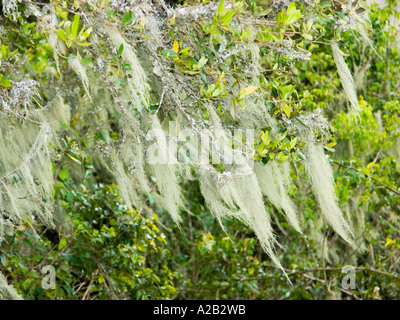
[0,0,399,300]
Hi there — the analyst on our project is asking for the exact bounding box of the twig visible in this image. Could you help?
[82,269,98,300]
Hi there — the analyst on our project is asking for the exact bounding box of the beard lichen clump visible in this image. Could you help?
[255,161,301,232]
[0,272,22,300]
[297,111,353,243]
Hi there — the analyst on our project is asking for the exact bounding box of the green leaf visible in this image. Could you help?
[0,254,6,267]
[262,132,271,145]
[123,11,134,26]
[64,21,72,37]
[59,121,69,128]
[66,153,81,164]
[221,10,234,24]
[0,78,12,88]
[218,0,225,16]
[287,2,297,15]
[286,11,301,25]
[81,27,92,39]
[281,103,291,118]
[59,10,69,19]
[71,14,80,39]
[285,3,302,25]
[58,169,69,181]
[258,143,265,155]
[58,238,67,250]
[194,56,208,70]
[323,146,335,152]
[80,58,94,68]
[301,33,313,40]
[161,49,178,59]
[289,137,298,150]
[22,239,33,249]
[9,49,18,59]
[118,43,124,56]
[229,101,236,120]
[1,45,8,60]
[279,155,289,162]
[57,29,66,41]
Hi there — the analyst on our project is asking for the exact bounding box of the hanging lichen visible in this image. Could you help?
[332,42,360,113]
